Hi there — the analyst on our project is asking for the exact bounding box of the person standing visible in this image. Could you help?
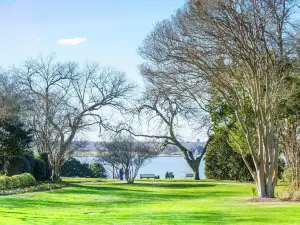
[119,168,124,181]
[124,168,128,181]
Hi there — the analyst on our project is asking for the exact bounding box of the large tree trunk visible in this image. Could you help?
[183,153,201,180]
[256,171,276,198]
[51,164,61,182]
[193,167,200,180]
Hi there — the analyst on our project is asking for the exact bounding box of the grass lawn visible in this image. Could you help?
[0,180,299,225]
[61,177,104,183]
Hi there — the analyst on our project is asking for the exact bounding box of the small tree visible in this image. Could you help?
[96,142,119,179]
[205,127,254,181]
[0,118,33,159]
[102,136,159,183]
[90,163,107,178]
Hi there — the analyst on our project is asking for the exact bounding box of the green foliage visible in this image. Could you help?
[205,127,285,181]
[205,128,254,181]
[23,155,47,181]
[61,158,107,178]
[33,158,46,181]
[251,187,258,198]
[4,156,31,176]
[0,173,36,190]
[89,163,107,178]
[37,153,51,180]
[23,154,35,174]
[0,118,33,158]
[61,158,92,177]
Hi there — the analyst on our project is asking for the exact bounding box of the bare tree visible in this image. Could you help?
[138,0,299,197]
[102,135,159,183]
[120,84,213,180]
[96,142,119,179]
[16,55,135,181]
[0,70,21,119]
[280,116,300,187]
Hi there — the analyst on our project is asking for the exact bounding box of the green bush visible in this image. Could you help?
[0,118,33,158]
[37,153,51,180]
[205,128,285,181]
[61,158,93,177]
[0,182,66,196]
[0,173,36,190]
[23,154,47,181]
[4,156,31,176]
[61,158,107,178]
[23,154,35,174]
[90,163,107,178]
[21,173,36,186]
[33,158,46,181]
[205,129,254,181]
[10,176,21,188]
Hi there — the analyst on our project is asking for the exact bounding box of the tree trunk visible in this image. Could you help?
[51,167,61,182]
[257,169,267,198]
[256,159,277,198]
[112,165,115,179]
[193,166,200,180]
[127,178,134,184]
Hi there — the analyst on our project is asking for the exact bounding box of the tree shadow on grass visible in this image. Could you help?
[131,182,217,188]
[53,182,238,203]
[2,207,272,225]
[0,182,237,211]
[134,211,271,225]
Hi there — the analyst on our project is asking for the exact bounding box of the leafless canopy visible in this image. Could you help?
[101,135,159,183]
[0,70,21,119]
[15,55,135,181]
[118,82,212,180]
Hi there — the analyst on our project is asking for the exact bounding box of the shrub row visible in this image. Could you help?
[0,182,67,196]
[0,173,36,190]
[3,155,47,181]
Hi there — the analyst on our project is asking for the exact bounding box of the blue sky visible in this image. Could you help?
[0,0,205,141]
[0,0,186,85]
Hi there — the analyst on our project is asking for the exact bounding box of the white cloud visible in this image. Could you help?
[57,37,87,46]
[35,38,41,43]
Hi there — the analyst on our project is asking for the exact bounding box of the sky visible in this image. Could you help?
[0,0,207,142]
[0,0,186,83]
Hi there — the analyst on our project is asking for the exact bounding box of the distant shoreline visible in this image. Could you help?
[73,154,184,158]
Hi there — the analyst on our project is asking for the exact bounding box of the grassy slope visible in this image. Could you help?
[0,181,299,225]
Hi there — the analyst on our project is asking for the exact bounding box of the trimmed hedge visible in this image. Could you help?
[38,153,51,180]
[23,155,35,174]
[0,182,67,196]
[4,156,31,176]
[0,173,36,190]
[23,155,47,181]
[34,158,46,181]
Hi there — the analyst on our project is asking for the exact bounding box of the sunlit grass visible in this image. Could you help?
[0,180,299,224]
[61,177,104,183]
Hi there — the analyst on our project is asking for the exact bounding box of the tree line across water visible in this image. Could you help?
[0,0,299,199]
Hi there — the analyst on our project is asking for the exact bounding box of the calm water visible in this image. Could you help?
[75,156,206,179]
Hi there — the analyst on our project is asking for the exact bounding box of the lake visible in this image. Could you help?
[75,156,206,179]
